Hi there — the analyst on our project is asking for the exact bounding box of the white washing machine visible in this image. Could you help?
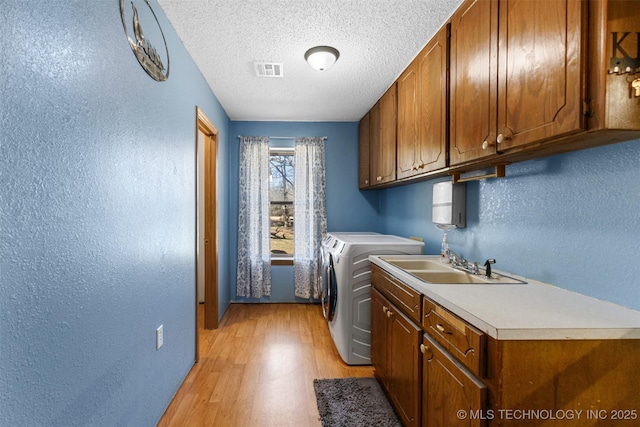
[319,232,424,365]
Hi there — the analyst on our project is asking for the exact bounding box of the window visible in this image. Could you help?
[269,148,294,258]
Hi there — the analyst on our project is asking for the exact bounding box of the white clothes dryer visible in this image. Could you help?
[319,232,424,365]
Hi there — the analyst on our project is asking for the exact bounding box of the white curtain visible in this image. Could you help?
[294,137,327,299]
[236,136,271,298]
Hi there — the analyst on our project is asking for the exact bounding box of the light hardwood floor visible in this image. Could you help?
[157,303,374,427]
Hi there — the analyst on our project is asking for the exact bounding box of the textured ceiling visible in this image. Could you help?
[157,0,463,122]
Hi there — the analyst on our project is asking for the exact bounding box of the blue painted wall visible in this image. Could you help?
[229,121,380,302]
[379,139,640,310]
[3,1,639,425]
[1,1,230,425]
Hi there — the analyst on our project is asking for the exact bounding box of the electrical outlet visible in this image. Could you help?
[156,325,164,350]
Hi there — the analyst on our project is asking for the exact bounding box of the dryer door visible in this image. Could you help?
[321,253,337,321]
[319,246,329,318]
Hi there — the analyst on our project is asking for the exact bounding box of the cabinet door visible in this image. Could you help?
[388,304,422,427]
[423,334,487,427]
[370,84,397,185]
[417,23,448,174]
[497,0,585,151]
[397,61,419,179]
[371,288,389,387]
[358,113,371,189]
[369,102,382,185]
[450,0,498,166]
[398,24,450,180]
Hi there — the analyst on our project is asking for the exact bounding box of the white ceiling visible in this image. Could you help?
[157,0,463,122]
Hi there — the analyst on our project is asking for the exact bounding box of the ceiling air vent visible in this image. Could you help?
[254,62,284,78]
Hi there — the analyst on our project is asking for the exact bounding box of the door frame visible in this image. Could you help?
[196,107,219,355]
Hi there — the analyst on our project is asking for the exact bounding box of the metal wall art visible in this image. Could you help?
[120,0,170,81]
[609,31,639,98]
[609,32,639,74]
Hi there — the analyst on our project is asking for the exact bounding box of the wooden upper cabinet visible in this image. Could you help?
[418,24,449,174]
[450,0,498,166]
[370,84,397,185]
[450,0,587,166]
[397,62,419,179]
[397,24,449,180]
[358,112,370,189]
[369,103,382,184]
[589,0,640,132]
[496,0,585,151]
[360,0,638,187]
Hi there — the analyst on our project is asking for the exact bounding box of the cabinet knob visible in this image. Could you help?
[382,306,388,314]
[497,129,513,144]
[364,179,369,185]
[436,323,451,334]
[420,343,427,354]
[376,176,382,182]
[483,131,512,149]
[386,310,393,318]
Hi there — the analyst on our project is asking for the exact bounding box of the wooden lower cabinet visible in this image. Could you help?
[389,305,422,426]
[371,287,389,384]
[422,333,487,427]
[484,338,640,427]
[372,287,421,427]
[373,266,640,427]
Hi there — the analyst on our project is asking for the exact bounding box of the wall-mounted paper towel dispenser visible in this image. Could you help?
[432,181,466,228]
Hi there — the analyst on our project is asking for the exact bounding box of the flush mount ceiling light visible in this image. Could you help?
[304,46,340,72]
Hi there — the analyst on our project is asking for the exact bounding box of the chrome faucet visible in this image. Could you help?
[450,251,495,277]
[449,251,480,275]
[448,250,462,266]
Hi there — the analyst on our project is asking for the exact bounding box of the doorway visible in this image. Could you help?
[196,106,218,354]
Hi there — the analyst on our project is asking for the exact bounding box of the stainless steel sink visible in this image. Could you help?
[409,270,524,285]
[380,255,525,285]
[386,259,452,271]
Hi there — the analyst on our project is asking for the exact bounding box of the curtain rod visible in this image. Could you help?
[236,135,327,140]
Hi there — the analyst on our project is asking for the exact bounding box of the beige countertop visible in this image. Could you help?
[369,254,640,340]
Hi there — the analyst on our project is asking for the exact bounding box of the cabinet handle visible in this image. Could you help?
[496,133,505,144]
[436,324,451,334]
[420,343,430,354]
[386,309,393,318]
[364,179,369,185]
[376,176,382,182]
[382,306,388,314]
[482,140,492,150]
